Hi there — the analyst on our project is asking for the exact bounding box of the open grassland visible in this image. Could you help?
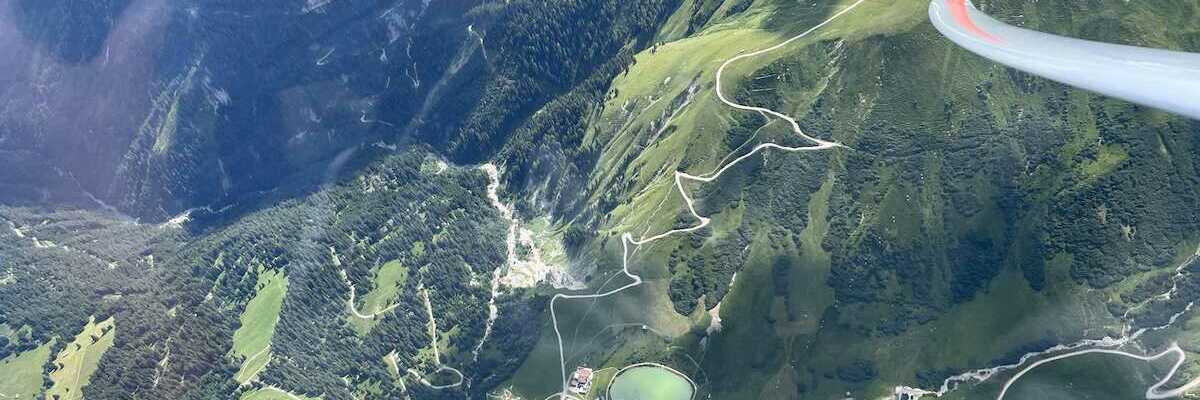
[232,268,288,384]
[239,387,318,400]
[348,260,407,335]
[46,316,116,400]
[0,340,53,400]
[592,0,929,243]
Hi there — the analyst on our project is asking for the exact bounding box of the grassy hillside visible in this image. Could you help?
[348,260,409,336]
[47,316,116,400]
[1,0,1198,399]
[0,340,52,400]
[240,387,318,400]
[506,0,1200,398]
[232,268,288,384]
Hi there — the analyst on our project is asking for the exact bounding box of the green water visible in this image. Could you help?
[608,365,694,400]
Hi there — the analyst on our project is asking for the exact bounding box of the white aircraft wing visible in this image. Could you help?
[929,0,1200,120]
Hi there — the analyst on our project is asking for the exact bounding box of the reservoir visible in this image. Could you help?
[607,363,695,400]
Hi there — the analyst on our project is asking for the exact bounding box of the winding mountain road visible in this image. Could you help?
[411,285,465,390]
[340,268,401,319]
[998,343,1200,400]
[887,2,1200,397]
[545,0,867,398]
[894,246,1200,399]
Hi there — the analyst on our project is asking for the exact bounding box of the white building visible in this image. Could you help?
[568,366,594,395]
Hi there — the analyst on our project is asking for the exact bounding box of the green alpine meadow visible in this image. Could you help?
[1,0,1199,399]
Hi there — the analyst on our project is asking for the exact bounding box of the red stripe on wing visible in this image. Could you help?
[948,0,1003,44]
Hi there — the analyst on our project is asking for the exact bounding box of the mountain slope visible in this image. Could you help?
[2,0,1200,399]
[504,0,1200,398]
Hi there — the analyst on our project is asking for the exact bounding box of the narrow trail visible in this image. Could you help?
[259,386,309,400]
[894,245,1200,399]
[421,286,442,366]
[543,1,867,397]
[236,345,272,384]
[408,284,465,390]
[339,268,401,319]
[473,253,504,363]
[998,344,1200,400]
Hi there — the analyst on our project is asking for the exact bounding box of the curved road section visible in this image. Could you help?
[929,0,1200,120]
